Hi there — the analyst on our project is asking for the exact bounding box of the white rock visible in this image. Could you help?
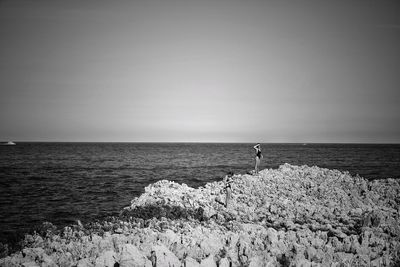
[152,244,181,267]
[119,244,151,267]
[199,255,216,267]
[218,258,230,267]
[295,258,312,267]
[184,256,200,267]
[41,254,57,267]
[200,236,223,256]
[77,258,92,267]
[248,256,264,267]
[22,261,40,267]
[95,250,116,267]
[266,227,278,244]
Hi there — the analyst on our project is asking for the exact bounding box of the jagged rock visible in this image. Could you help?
[184,256,200,267]
[95,250,116,267]
[294,258,312,267]
[119,244,151,267]
[352,254,370,266]
[266,227,278,245]
[22,247,45,262]
[218,257,230,267]
[114,228,123,234]
[305,246,317,261]
[199,255,216,267]
[41,254,56,267]
[248,256,264,267]
[370,257,383,267]
[199,236,223,256]
[334,252,354,266]
[76,258,92,267]
[152,244,181,267]
[56,251,74,266]
[22,261,40,267]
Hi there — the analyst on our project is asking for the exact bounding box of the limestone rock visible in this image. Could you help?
[218,258,230,267]
[248,256,264,267]
[199,255,216,267]
[76,258,91,267]
[184,256,200,267]
[22,261,40,267]
[152,244,181,267]
[199,236,223,256]
[119,244,151,267]
[95,250,116,267]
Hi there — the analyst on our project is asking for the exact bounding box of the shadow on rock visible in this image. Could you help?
[120,204,207,222]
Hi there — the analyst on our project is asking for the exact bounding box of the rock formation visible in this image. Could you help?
[1,164,399,266]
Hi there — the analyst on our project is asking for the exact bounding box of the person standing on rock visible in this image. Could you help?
[254,143,263,174]
[223,171,234,208]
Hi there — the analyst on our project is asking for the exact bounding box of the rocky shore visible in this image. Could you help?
[1,164,399,266]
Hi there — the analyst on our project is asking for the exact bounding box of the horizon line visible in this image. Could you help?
[3,140,400,145]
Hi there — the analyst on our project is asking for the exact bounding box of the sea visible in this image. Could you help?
[0,142,399,245]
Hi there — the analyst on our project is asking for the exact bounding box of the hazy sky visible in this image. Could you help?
[1,0,400,142]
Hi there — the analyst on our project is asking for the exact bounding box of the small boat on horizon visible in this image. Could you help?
[2,141,16,145]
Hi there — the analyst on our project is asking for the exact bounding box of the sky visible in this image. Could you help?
[1,0,400,143]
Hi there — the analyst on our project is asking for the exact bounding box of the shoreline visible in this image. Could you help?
[1,164,399,266]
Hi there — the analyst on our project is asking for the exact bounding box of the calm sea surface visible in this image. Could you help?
[0,143,399,244]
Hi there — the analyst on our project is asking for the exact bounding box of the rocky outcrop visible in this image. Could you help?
[1,164,399,266]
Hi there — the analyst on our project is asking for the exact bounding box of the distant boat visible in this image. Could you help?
[2,141,16,145]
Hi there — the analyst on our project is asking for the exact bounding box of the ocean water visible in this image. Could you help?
[0,142,399,244]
